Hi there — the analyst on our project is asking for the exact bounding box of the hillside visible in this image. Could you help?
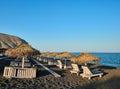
[0,33,28,49]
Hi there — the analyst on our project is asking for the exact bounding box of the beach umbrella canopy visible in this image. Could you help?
[56,52,74,58]
[71,53,100,64]
[5,43,40,68]
[41,52,51,56]
[71,56,78,63]
[5,43,40,57]
[46,52,58,57]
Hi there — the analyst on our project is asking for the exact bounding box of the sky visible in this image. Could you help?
[0,0,120,52]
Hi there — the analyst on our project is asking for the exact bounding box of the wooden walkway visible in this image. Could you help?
[31,58,61,78]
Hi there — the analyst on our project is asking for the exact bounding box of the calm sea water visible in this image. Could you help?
[72,53,120,68]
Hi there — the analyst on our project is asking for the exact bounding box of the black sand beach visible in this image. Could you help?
[0,58,120,89]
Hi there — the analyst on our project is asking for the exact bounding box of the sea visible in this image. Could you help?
[72,52,120,68]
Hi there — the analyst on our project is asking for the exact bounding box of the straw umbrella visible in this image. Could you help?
[5,43,40,68]
[71,53,100,65]
[41,52,51,57]
[47,52,58,57]
[71,56,78,64]
[56,52,74,58]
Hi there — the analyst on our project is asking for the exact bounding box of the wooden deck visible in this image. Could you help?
[3,67,36,78]
[31,58,61,78]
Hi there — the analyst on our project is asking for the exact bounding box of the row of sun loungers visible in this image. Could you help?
[70,64,103,79]
[36,56,72,69]
[36,56,104,79]
[10,61,31,67]
[56,60,104,79]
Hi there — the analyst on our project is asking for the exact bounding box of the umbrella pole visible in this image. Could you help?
[64,58,66,69]
[22,56,25,68]
[54,57,55,65]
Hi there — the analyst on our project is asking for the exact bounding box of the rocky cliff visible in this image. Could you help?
[0,33,28,49]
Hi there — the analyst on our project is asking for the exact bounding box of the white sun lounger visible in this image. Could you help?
[80,66,103,79]
[70,64,80,76]
[56,60,63,69]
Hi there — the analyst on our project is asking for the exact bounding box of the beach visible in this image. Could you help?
[0,58,120,89]
[0,0,120,88]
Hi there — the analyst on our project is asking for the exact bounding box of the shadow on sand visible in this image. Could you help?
[74,76,120,89]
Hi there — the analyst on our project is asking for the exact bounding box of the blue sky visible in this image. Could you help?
[0,0,120,52]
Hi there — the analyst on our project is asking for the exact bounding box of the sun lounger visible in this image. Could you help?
[10,61,31,67]
[56,60,63,69]
[80,66,103,79]
[70,64,80,76]
[56,60,72,69]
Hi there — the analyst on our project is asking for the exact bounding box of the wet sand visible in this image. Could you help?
[0,58,120,89]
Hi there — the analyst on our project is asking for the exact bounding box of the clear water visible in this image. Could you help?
[72,52,120,68]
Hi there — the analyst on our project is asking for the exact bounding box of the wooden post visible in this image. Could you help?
[22,56,25,68]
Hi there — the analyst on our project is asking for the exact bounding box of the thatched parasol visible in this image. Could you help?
[71,56,78,64]
[41,52,51,56]
[56,52,74,58]
[41,52,58,57]
[5,43,40,68]
[5,44,40,57]
[71,53,100,65]
[46,52,58,57]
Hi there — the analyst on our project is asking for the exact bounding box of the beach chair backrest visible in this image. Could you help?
[57,60,62,65]
[57,60,63,69]
[82,66,93,75]
[71,64,80,71]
